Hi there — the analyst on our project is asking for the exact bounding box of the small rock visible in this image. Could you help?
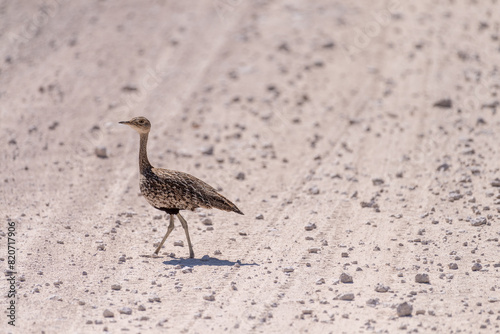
[203,294,215,301]
[304,223,316,231]
[302,309,313,315]
[111,284,122,291]
[433,99,452,108]
[103,309,114,318]
[437,163,451,172]
[283,267,294,273]
[122,84,138,92]
[95,146,108,158]
[255,214,264,220]
[308,247,320,253]
[181,266,193,274]
[375,283,390,292]
[235,172,245,180]
[201,146,214,155]
[308,186,320,195]
[366,298,379,306]
[48,295,62,301]
[491,179,500,187]
[448,191,463,202]
[338,293,354,301]
[201,255,210,261]
[397,302,413,317]
[239,231,247,236]
[201,218,213,226]
[315,278,325,285]
[173,240,184,247]
[119,307,132,315]
[415,273,430,284]
[340,272,353,284]
[449,263,458,270]
[471,263,482,271]
[471,217,487,226]
[372,178,384,186]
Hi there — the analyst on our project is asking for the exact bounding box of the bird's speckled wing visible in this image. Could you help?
[139,168,242,214]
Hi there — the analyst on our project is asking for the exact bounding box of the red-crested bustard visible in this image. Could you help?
[119,116,243,258]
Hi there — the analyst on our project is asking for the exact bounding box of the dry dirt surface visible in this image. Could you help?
[1,1,500,333]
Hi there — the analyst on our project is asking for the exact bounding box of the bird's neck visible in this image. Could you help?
[139,133,152,173]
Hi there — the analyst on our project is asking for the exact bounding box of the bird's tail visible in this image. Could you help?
[210,192,244,215]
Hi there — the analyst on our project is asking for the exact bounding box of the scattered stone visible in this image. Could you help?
[448,191,463,202]
[304,223,316,231]
[375,284,390,292]
[340,272,353,284]
[471,217,487,226]
[173,240,184,247]
[48,295,62,301]
[372,178,384,186]
[201,145,214,155]
[471,263,482,271]
[283,267,294,273]
[95,146,108,158]
[490,179,500,187]
[415,273,430,284]
[449,263,458,270]
[203,294,215,301]
[111,284,122,291]
[148,294,161,302]
[433,99,452,108]
[302,309,313,315]
[201,255,210,261]
[119,307,132,315]
[201,218,213,226]
[338,293,355,301]
[322,41,335,49]
[315,278,325,285]
[235,172,245,180]
[308,186,320,195]
[255,214,264,220]
[239,231,248,236]
[103,309,114,318]
[416,309,425,315]
[397,302,413,317]
[437,163,451,172]
[181,266,193,274]
[366,298,379,306]
[308,247,321,253]
[122,84,138,92]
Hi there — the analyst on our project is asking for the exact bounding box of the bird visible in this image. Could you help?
[119,116,243,258]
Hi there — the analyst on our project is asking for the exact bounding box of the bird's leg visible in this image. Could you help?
[154,214,175,255]
[177,213,194,258]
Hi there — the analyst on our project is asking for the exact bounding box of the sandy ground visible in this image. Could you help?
[1,1,500,333]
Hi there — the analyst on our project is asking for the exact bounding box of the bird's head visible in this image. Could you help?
[119,116,151,134]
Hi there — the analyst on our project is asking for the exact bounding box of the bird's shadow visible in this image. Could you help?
[160,256,259,267]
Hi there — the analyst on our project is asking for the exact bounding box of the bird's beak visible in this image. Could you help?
[119,121,130,125]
